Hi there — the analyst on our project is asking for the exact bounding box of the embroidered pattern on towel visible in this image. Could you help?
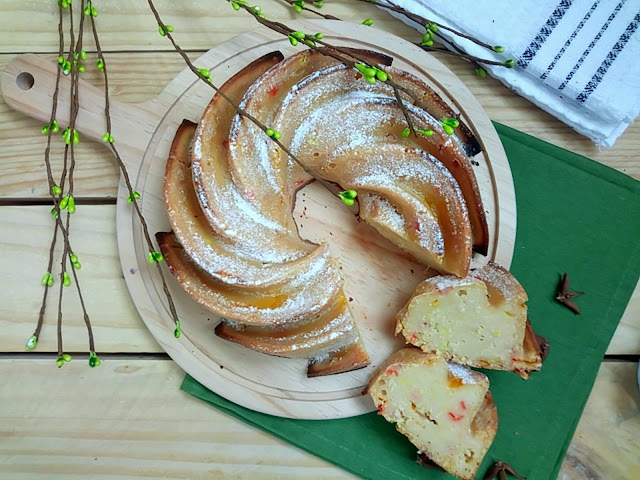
[558,0,627,91]
[576,10,640,103]
[540,0,601,81]
[517,0,574,69]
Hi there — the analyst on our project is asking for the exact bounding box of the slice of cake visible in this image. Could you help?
[367,348,498,480]
[395,262,542,378]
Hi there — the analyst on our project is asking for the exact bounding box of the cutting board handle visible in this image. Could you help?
[1,54,162,172]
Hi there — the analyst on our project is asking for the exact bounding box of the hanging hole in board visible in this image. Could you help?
[17,72,35,90]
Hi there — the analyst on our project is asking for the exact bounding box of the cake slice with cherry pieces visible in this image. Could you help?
[396,261,542,378]
[367,348,498,480]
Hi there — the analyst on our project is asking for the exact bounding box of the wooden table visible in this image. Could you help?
[1,1,638,478]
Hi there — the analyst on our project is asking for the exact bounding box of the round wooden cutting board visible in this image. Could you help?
[1,20,515,419]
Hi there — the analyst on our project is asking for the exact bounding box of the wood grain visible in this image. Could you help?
[0,205,161,353]
[0,0,418,54]
[0,358,636,480]
[560,361,640,480]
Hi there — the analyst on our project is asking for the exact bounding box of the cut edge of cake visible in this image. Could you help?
[395,261,542,378]
[366,348,497,480]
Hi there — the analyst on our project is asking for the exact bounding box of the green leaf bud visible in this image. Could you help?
[442,117,459,128]
[341,190,358,200]
[67,196,76,214]
[26,335,37,351]
[127,191,141,203]
[197,68,211,78]
[375,69,388,82]
[59,195,69,210]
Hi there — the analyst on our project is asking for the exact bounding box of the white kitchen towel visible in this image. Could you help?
[383,0,640,147]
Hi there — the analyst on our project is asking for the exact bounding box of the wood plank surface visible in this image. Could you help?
[1,205,638,355]
[0,205,160,353]
[1,358,637,479]
[0,1,417,54]
[1,0,638,477]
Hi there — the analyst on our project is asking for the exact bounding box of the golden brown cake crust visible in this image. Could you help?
[472,261,528,306]
[307,341,371,377]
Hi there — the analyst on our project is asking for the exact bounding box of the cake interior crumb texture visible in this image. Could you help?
[368,351,497,480]
[400,278,524,368]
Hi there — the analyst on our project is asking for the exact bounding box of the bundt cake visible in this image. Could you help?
[159,46,489,376]
[161,52,371,376]
[367,348,498,480]
[395,261,542,378]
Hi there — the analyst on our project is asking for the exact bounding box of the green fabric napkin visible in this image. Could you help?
[181,123,640,480]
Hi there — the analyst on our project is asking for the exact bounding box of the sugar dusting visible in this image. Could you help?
[169,50,475,363]
[446,361,478,384]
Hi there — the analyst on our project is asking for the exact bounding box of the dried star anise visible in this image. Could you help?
[555,272,583,314]
[484,460,526,480]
